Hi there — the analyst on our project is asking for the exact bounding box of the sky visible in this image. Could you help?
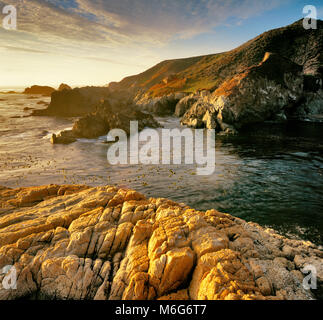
[0,0,322,88]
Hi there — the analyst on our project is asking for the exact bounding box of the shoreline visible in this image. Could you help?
[0,184,322,300]
[0,98,322,246]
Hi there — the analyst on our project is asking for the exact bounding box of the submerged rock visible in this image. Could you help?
[36,101,48,106]
[23,107,34,111]
[50,131,77,145]
[0,184,321,300]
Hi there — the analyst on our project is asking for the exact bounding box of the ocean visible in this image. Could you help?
[0,91,322,245]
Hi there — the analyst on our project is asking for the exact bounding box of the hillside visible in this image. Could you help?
[33,19,323,137]
[114,19,322,98]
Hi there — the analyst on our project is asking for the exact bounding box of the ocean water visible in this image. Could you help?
[0,92,322,245]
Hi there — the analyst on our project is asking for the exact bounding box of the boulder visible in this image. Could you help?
[174,95,197,117]
[181,101,215,129]
[136,92,187,116]
[72,114,108,139]
[50,131,77,145]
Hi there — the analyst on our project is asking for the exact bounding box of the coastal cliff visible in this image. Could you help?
[130,19,323,130]
[32,20,323,137]
[0,185,322,300]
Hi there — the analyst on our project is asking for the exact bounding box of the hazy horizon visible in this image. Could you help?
[1,0,323,88]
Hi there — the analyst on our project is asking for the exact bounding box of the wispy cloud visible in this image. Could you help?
[0,0,293,87]
[82,56,146,68]
[1,45,49,54]
[1,0,290,46]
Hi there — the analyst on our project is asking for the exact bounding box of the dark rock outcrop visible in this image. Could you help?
[32,87,111,117]
[23,85,56,96]
[175,95,201,117]
[50,130,77,145]
[180,52,322,131]
[135,92,187,116]
[51,99,160,144]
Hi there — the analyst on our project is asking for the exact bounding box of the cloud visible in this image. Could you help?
[0,0,129,44]
[0,0,292,87]
[1,45,49,53]
[82,56,146,68]
[0,0,290,46]
[62,0,291,41]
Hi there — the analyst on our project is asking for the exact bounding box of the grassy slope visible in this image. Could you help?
[117,19,322,97]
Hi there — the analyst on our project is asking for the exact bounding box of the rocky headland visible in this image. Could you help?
[129,19,322,132]
[29,85,157,144]
[0,184,322,300]
[30,20,323,139]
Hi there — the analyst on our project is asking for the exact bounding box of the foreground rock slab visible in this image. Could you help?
[0,185,322,300]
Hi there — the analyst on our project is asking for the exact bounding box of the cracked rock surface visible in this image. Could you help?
[0,185,322,300]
